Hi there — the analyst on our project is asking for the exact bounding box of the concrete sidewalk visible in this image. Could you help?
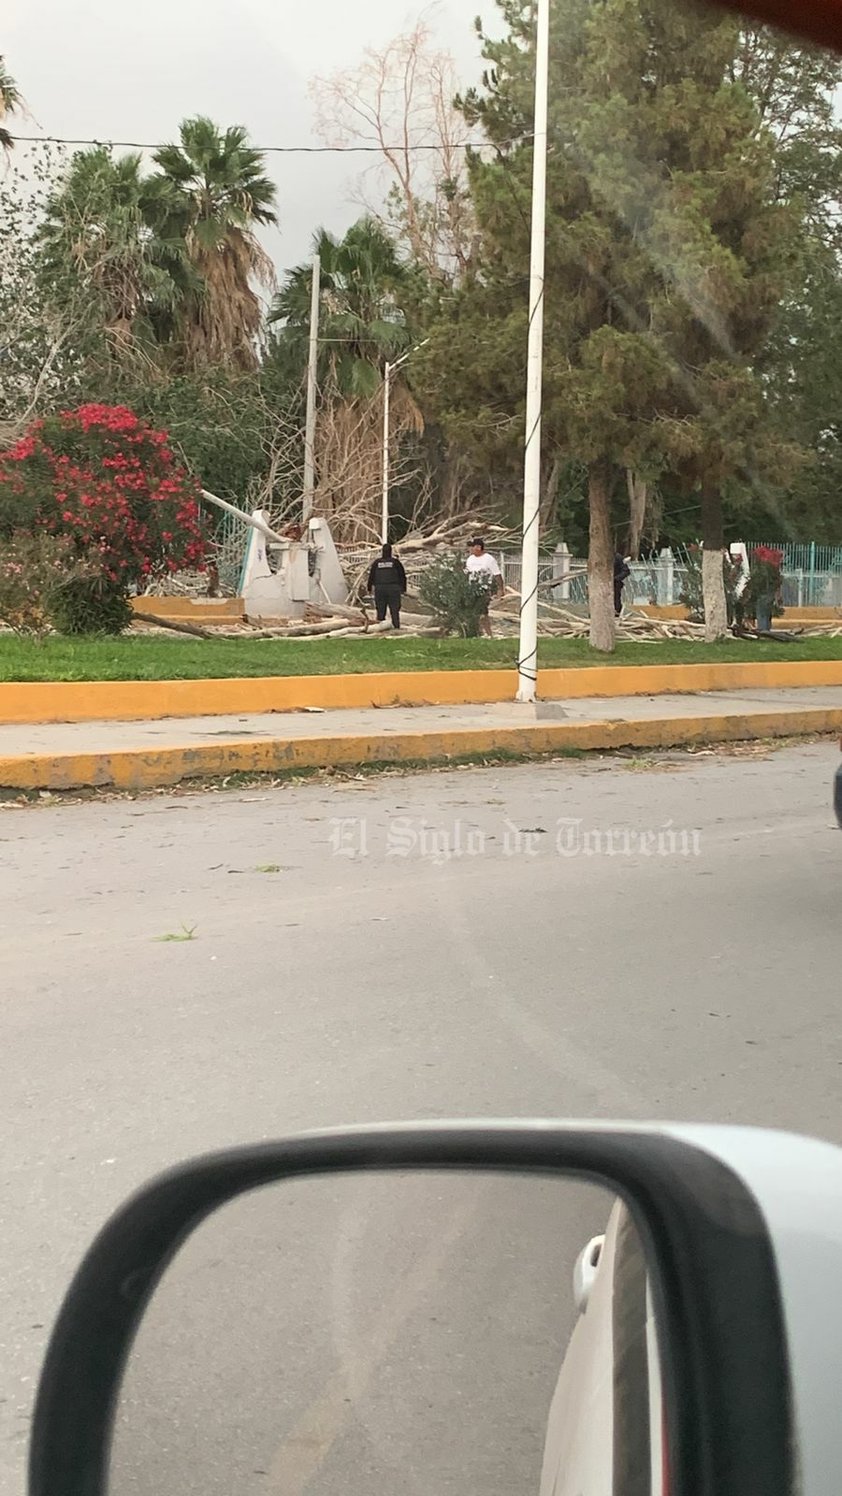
[1,686,841,791]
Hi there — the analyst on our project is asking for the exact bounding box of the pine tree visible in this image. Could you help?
[734,27,842,543]
[421,0,803,647]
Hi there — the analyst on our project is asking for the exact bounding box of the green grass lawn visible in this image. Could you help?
[1,632,841,682]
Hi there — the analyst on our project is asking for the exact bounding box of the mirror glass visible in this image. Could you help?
[108,1172,662,1496]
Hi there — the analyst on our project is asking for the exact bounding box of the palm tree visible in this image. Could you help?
[270,217,414,398]
[150,117,278,371]
[39,147,191,358]
[0,57,22,152]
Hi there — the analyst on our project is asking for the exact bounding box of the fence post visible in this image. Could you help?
[658,547,674,606]
[809,541,817,607]
[554,542,571,602]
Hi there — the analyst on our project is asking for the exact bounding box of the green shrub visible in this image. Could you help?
[419,553,494,637]
[0,532,97,640]
[48,576,133,635]
[679,545,741,626]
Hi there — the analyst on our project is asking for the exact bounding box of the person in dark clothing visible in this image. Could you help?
[614,552,631,616]
[367,543,408,629]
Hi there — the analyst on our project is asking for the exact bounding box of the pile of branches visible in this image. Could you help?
[483,598,708,639]
[131,600,442,641]
[141,569,218,599]
[341,514,520,601]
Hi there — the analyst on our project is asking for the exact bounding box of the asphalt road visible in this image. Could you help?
[1,741,840,1494]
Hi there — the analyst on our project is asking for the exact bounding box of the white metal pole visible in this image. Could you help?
[516,0,550,704]
[200,489,289,547]
[302,252,320,523]
[381,363,391,545]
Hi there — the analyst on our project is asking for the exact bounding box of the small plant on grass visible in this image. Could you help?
[0,403,207,633]
[0,532,98,640]
[419,554,494,637]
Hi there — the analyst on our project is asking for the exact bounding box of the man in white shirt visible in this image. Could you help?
[465,537,503,637]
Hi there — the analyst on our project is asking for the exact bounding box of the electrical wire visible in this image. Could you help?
[5,132,514,155]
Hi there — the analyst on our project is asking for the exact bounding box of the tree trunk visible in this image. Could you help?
[541,455,563,532]
[588,462,616,653]
[700,478,728,642]
[626,470,647,560]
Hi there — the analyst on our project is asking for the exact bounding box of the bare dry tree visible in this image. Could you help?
[292,377,426,545]
[0,146,102,444]
[311,21,477,281]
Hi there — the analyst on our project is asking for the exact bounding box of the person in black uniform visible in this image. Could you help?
[614,552,631,617]
[367,543,407,629]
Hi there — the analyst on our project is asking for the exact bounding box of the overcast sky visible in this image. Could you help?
[5,0,496,275]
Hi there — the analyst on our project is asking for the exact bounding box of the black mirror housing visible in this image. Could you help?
[31,1119,835,1496]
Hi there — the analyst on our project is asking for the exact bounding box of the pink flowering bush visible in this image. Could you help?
[0,404,207,632]
[0,533,97,640]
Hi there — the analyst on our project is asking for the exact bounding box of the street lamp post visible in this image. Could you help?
[381,340,429,546]
[302,252,321,524]
[382,360,395,546]
[516,0,551,704]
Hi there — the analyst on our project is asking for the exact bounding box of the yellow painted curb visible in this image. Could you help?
[130,597,244,620]
[640,605,841,621]
[2,708,841,791]
[3,659,842,725]
[540,660,842,698]
[781,608,842,621]
[127,598,839,624]
[0,670,515,724]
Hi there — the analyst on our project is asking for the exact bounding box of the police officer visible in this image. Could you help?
[367,543,408,629]
[614,552,631,617]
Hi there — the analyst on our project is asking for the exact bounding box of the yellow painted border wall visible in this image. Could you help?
[2,660,842,724]
[3,706,842,791]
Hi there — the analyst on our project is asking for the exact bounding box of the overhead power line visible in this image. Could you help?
[6,132,503,155]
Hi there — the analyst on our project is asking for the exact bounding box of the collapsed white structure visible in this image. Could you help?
[201,491,349,621]
[240,512,348,622]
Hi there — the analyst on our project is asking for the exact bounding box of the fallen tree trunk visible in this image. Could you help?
[280,620,394,639]
[307,600,434,627]
[131,610,215,640]
[305,600,373,624]
[243,617,349,637]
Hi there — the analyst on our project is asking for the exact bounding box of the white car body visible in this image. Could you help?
[541,1200,664,1496]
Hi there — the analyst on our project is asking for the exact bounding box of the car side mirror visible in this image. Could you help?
[713,0,842,50]
[573,1233,604,1313]
[28,1120,842,1496]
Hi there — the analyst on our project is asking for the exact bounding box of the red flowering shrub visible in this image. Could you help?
[742,546,785,630]
[753,546,784,569]
[0,404,207,632]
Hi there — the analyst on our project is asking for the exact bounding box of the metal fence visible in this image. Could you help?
[217,525,842,610]
[498,544,842,610]
[213,508,253,595]
[754,543,842,607]
[497,550,693,607]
